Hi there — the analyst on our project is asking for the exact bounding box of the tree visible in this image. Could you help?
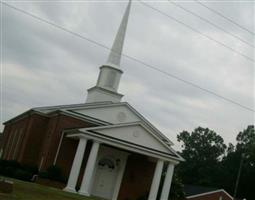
[177,127,226,186]
[168,173,185,200]
[176,125,255,200]
[220,125,255,200]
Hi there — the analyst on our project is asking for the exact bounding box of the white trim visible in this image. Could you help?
[60,110,110,125]
[4,131,13,158]
[11,130,19,160]
[5,101,181,159]
[87,86,124,98]
[0,148,3,159]
[8,129,18,159]
[39,156,44,171]
[148,159,164,200]
[9,101,176,148]
[34,102,112,113]
[3,110,49,125]
[78,122,181,159]
[67,133,180,164]
[112,152,129,200]
[186,189,233,200]
[160,163,174,200]
[54,131,65,165]
[64,138,88,193]
[70,102,174,146]
[13,128,23,160]
[3,102,112,124]
[79,141,101,196]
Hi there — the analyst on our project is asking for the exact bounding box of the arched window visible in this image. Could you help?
[98,158,115,169]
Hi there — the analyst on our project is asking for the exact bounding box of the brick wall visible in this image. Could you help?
[39,113,94,171]
[55,138,93,186]
[1,123,13,159]
[118,153,156,200]
[1,111,96,173]
[1,113,50,166]
[19,114,49,166]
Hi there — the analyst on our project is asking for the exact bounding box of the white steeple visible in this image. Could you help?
[107,0,131,68]
[86,1,131,103]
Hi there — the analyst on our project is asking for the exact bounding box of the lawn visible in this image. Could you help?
[0,178,101,200]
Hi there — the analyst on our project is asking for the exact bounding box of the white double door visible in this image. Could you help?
[91,146,127,200]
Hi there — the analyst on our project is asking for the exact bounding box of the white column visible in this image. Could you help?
[148,159,164,200]
[160,163,175,200]
[112,153,129,200]
[64,138,87,193]
[79,141,100,196]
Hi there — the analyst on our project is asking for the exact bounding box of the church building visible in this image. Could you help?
[0,1,183,200]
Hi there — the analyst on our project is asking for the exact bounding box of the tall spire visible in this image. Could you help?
[86,1,131,103]
[107,0,131,67]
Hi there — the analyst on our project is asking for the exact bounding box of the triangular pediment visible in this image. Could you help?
[80,123,176,157]
[70,103,140,125]
[69,102,173,146]
[31,102,175,149]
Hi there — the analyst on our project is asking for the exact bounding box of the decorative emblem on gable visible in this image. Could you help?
[133,130,140,138]
[117,112,127,122]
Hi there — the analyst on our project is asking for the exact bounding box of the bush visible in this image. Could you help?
[0,160,20,169]
[21,164,38,174]
[3,166,16,177]
[38,165,65,182]
[47,165,62,181]
[0,160,21,177]
[0,160,66,183]
[0,159,36,182]
[38,171,48,179]
[14,169,33,181]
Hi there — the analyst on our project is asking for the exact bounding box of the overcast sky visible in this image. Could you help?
[1,0,254,150]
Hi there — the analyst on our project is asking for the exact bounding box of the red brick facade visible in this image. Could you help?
[118,154,156,200]
[1,111,93,170]
[1,111,157,199]
[38,113,94,171]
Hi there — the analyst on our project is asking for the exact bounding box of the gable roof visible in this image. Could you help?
[4,101,175,148]
[68,102,174,146]
[67,122,183,162]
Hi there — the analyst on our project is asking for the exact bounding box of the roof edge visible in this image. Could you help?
[3,109,49,125]
[186,189,233,199]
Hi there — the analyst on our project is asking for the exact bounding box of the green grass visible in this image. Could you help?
[0,178,101,200]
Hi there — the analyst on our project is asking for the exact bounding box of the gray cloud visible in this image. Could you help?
[1,1,254,150]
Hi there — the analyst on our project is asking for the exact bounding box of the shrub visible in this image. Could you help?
[14,169,33,181]
[38,171,48,179]
[3,166,16,177]
[46,165,62,182]
[21,164,38,175]
[38,166,66,183]
[0,160,20,169]
[0,159,37,182]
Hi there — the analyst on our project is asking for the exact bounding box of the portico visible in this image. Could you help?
[64,136,129,200]
[63,122,181,200]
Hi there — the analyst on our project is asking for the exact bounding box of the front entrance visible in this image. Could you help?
[92,157,118,199]
[91,146,128,200]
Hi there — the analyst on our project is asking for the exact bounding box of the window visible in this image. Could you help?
[98,158,115,169]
